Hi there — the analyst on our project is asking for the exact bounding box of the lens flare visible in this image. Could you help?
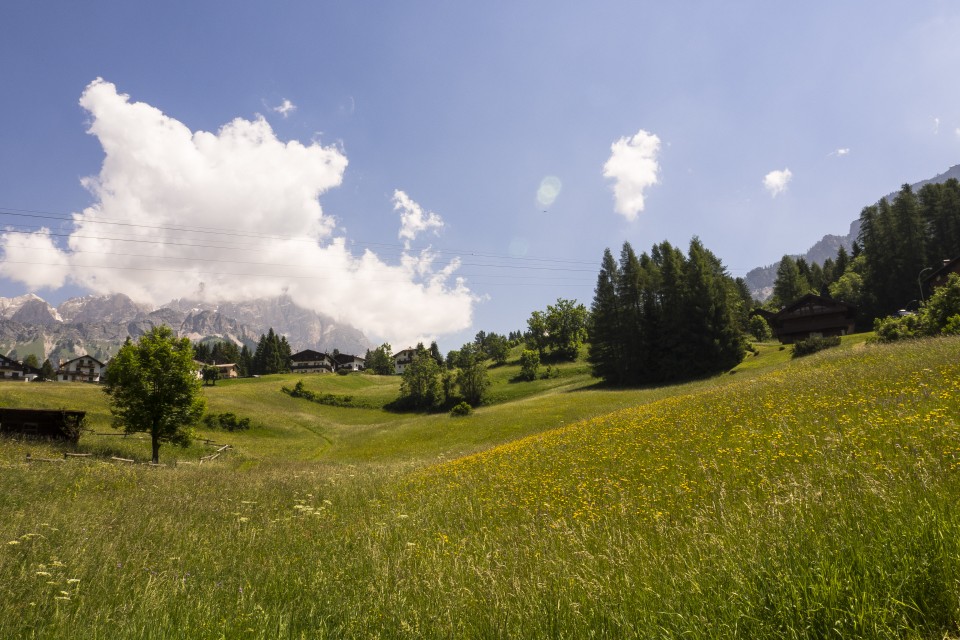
[509,237,529,258]
[537,176,562,207]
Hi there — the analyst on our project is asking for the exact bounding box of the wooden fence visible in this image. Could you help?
[25,442,232,466]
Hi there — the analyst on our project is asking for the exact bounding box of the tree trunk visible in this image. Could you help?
[151,436,160,464]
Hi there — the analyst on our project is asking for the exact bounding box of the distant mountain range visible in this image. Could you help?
[745,164,960,300]
[0,293,371,364]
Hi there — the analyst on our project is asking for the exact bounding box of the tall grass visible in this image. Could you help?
[0,337,958,637]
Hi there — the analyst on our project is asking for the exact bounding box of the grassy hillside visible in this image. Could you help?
[1,335,958,638]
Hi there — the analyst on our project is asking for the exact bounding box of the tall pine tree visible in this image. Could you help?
[588,248,623,382]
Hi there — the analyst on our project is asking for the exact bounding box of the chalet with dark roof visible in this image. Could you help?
[769,294,857,344]
[290,349,334,373]
[57,355,106,383]
[392,348,416,375]
[0,354,40,381]
[333,353,365,372]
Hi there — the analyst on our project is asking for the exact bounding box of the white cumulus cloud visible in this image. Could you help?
[763,168,793,197]
[392,190,444,249]
[602,129,661,221]
[273,99,297,117]
[0,79,474,346]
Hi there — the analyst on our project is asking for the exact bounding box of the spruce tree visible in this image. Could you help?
[773,255,806,306]
[278,335,292,372]
[890,184,927,308]
[616,242,644,383]
[252,334,266,375]
[588,248,623,383]
[654,241,687,381]
[637,251,662,380]
[834,245,850,279]
[238,344,253,377]
[429,341,444,367]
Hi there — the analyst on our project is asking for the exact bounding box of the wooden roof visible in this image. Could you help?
[60,355,105,367]
[290,349,330,361]
[772,294,857,321]
[923,256,960,289]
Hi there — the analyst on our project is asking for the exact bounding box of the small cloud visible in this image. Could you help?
[273,99,297,118]
[933,117,941,134]
[763,168,792,197]
[602,129,661,221]
[955,128,960,139]
[835,148,850,156]
[393,190,444,249]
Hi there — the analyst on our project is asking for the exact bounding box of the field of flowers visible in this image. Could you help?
[401,338,960,636]
[0,337,958,637]
[417,339,960,526]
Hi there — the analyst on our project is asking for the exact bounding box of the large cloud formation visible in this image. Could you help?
[602,129,661,221]
[0,79,474,345]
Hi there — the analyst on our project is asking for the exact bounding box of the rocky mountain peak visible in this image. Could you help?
[9,297,62,326]
[57,293,151,325]
[0,293,51,319]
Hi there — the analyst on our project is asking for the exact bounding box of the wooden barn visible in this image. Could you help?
[769,294,858,344]
[0,408,86,442]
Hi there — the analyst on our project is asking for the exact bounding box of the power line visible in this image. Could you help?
[0,258,595,287]
[0,205,599,267]
[0,231,598,278]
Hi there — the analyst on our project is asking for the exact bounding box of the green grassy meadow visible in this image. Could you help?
[1,336,959,638]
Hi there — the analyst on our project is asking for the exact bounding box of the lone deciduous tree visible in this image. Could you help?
[398,343,443,409]
[103,326,205,463]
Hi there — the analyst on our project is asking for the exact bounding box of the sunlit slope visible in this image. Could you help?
[417,337,960,525]
[390,338,960,635]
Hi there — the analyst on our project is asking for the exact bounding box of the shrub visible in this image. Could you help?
[450,401,473,417]
[943,314,960,336]
[873,274,960,343]
[873,313,923,343]
[202,412,251,431]
[282,380,367,408]
[791,335,842,358]
[518,349,540,382]
[748,315,772,341]
[921,273,960,334]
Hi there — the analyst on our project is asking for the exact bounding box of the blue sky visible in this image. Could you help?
[2,1,960,350]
